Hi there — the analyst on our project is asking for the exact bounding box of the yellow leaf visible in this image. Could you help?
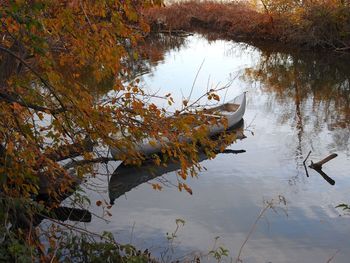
[91,24,98,32]
[149,140,157,147]
[152,183,162,191]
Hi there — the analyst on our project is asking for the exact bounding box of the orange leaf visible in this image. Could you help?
[12,102,23,111]
[183,183,193,195]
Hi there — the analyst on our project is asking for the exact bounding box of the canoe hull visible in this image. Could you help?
[111,92,246,158]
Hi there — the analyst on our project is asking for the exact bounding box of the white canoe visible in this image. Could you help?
[109,121,246,204]
[111,92,246,158]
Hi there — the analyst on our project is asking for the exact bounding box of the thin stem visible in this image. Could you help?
[303,150,311,177]
[236,202,272,263]
[188,58,205,103]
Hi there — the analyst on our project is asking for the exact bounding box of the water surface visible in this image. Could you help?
[76,35,350,262]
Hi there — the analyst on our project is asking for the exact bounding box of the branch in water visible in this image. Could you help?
[309,153,338,170]
[303,150,311,177]
[308,153,338,185]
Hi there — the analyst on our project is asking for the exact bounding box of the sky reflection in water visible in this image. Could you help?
[84,35,350,263]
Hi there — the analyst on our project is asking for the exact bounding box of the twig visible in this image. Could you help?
[80,1,94,32]
[187,58,205,106]
[335,46,350,52]
[244,113,256,136]
[179,84,230,114]
[49,235,63,263]
[303,150,311,177]
[326,249,340,263]
[0,90,64,114]
[39,214,109,240]
[130,221,136,244]
[219,149,246,154]
[236,202,272,263]
[0,46,66,111]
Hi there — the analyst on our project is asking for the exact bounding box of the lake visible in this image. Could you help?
[65,34,350,262]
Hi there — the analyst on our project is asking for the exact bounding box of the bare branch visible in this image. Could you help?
[303,150,311,177]
[309,153,338,170]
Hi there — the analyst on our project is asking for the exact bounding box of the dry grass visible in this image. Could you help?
[143,0,350,50]
[144,1,276,40]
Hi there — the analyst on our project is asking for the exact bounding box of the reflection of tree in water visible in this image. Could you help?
[124,33,188,80]
[243,48,350,156]
[57,34,188,96]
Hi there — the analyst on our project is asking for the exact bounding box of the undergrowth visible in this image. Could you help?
[144,0,350,51]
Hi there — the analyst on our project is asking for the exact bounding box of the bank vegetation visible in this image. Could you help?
[144,0,350,51]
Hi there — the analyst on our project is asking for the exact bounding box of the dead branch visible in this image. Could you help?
[313,168,335,185]
[309,153,338,170]
[220,149,246,154]
[308,153,338,185]
[335,46,350,52]
[303,150,311,177]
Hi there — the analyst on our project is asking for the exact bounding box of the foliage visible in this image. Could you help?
[242,44,350,128]
[0,0,237,260]
[145,0,350,51]
[144,1,273,39]
[0,0,163,202]
[59,231,155,263]
[208,237,229,263]
[0,197,42,262]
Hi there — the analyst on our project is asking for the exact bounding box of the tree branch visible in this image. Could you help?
[308,153,337,185]
[64,157,115,169]
[0,46,66,111]
[309,153,338,170]
[312,168,335,185]
[46,139,94,162]
[0,92,65,114]
[303,150,311,177]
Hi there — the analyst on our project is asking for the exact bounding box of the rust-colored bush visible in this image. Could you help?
[143,0,350,51]
[144,1,276,40]
[294,1,350,49]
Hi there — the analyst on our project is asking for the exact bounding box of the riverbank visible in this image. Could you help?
[144,0,350,52]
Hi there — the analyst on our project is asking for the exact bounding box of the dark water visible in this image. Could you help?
[65,35,350,262]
